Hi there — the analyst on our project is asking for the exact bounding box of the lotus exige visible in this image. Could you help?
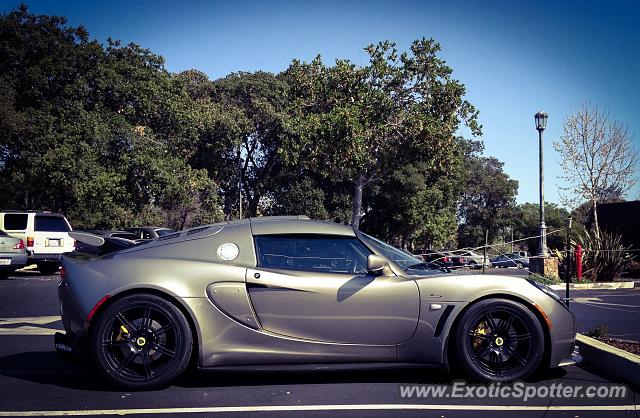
[58,216,580,389]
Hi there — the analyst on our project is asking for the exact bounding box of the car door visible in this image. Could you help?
[246,234,419,345]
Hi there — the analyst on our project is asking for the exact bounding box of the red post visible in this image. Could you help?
[575,244,583,281]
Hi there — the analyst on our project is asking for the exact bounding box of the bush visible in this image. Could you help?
[576,230,634,282]
[586,325,609,339]
[622,259,640,278]
[528,272,562,286]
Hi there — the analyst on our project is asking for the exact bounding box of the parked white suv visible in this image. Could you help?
[0,211,75,274]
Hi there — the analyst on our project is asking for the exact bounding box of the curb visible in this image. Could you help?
[550,281,635,290]
[575,333,640,387]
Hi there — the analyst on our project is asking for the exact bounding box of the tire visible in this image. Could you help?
[454,298,545,382]
[37,262,59,275]
[516,262,524,269]
[468,261,478,269]
[91,294,193,390]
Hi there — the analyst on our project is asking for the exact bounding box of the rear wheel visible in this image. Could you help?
[516,262,524,269]
[455,298,545,382]
[91,294,192,389]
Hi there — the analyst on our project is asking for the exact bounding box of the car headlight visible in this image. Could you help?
[526,279,563,303]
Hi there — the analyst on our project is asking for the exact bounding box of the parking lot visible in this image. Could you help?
[0,269,638,417]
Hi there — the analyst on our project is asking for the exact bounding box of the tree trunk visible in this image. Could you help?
[592,198,600,239]
[350,173,365,229]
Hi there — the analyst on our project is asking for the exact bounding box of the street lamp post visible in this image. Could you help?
[535,111,549,257]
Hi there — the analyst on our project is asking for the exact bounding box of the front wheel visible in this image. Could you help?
[91,294,193,389]
[455,298,545,382]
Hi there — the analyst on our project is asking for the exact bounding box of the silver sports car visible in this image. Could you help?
[58,216,580,389]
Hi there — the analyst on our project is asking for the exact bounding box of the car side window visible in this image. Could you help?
[3,214,28,230]
[255,235,371,274]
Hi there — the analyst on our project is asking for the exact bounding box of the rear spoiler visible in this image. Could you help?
[70,231,138,255]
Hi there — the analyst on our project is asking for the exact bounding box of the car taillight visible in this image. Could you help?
[73,239,77,248]
[443,256,449,262]
[26,237,34,247]
[13,239,25,250]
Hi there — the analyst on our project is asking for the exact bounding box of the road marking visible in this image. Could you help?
[0,404,636,416]
[0,316,62,336]
[573,298,640,309]
[0,316,60,325]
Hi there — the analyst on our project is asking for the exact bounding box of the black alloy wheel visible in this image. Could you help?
[455,298,544,382]
[92,294,192,389]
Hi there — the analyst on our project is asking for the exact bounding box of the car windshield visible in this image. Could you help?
[359,232,431,271]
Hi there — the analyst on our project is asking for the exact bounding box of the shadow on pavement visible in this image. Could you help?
[176,367,454,389]
[0,349,590,393]
[0,350,112,391]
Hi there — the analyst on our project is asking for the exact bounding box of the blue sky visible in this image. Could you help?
[3,0,640,206]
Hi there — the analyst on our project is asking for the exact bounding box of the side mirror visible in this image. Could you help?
[367,254,394,276]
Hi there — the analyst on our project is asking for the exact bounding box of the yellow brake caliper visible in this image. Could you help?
[116,325,129,342]
[473,322,488,349]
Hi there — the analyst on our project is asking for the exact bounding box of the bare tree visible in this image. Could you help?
[554,103,639,236]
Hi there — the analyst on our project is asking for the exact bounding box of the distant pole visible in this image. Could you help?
[482,230,488,275]
[564,216,572,305]
[511,228,514,253]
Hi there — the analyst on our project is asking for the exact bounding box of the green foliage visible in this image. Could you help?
[576,230,635,282]
[282,39,481,228]
[457,156,519,248]
[586,325,609,339]
[0,6,222,229]
[514,202,583,253]
[528,272,562,286]
[361,161,459,250]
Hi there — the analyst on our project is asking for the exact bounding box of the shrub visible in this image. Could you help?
[586,325,609,339]
[576,230,634,282]
[528,272,562,286]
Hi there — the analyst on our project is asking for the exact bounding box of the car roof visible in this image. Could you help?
[248,216,355,237]
[1,210,66,217]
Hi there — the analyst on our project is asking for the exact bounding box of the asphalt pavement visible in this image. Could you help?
[0,270,638,417]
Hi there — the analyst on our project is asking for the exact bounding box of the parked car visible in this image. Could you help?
[417,250,454,268]
[85,230,140,241]
[452,250,490,269]
[59,216,579,389]
[0,210,75,274]
[0,229,27,278]
[491,253,530,269]
[126,226,175,240]
[445,251,469,269]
